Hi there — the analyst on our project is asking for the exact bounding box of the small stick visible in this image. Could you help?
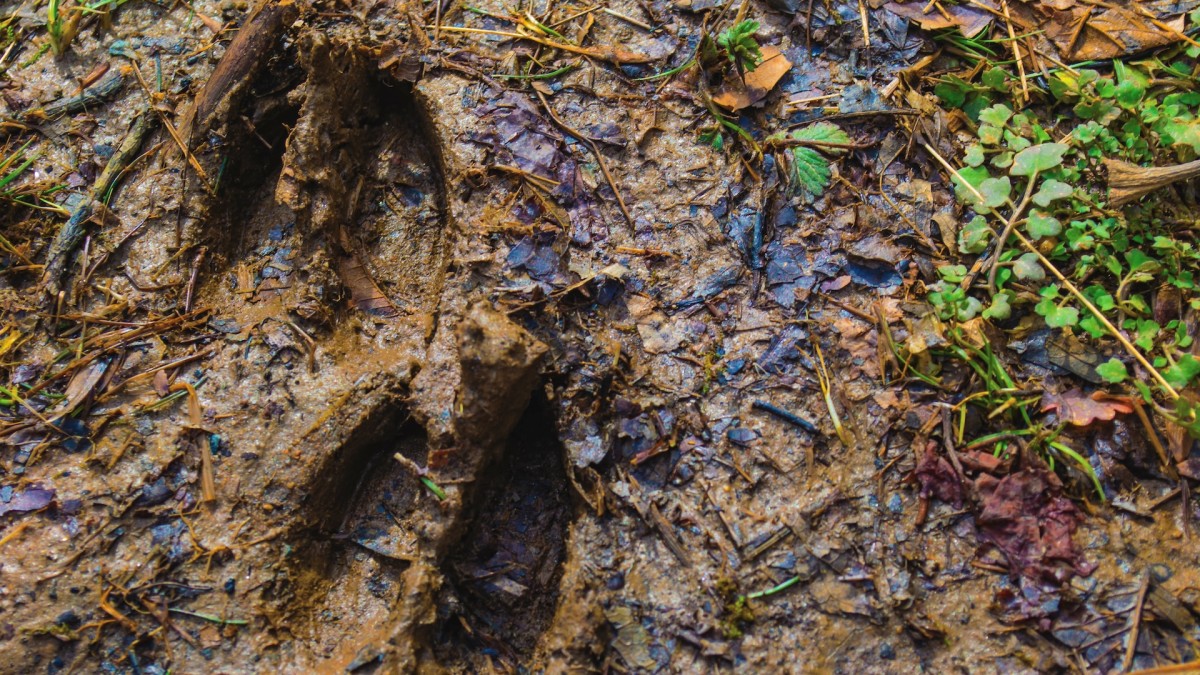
[857,0,870,48]
[534,90,635,228]
[183,246,208,312]
[601,7,651,31]
[1120,573,1150,672]
[999,0,1028,105]
[41,110,157,300]
[752,399,818,433]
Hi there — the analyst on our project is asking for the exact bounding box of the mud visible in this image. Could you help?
[1,0,1199,673]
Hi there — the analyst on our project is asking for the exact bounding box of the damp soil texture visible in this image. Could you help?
[1,0,1200,672]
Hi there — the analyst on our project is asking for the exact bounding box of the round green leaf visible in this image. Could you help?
[979,176,1012,209]
[964,144,985,167]
[1032,179,1073,207]
[959,215,992,254]
[1026,210,1062,240]
[1010,143,1069,177]
[1013,252,1045,281]
[978,104,1013,128]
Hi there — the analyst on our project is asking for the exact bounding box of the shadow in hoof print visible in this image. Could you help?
[173,18,566,671]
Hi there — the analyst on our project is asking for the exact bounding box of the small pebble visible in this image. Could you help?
[1149,563,1172,583]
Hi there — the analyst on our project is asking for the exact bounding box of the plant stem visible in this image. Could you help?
[1009,227,1179,399]
[981,169,1038,294]
[745,574,801,599]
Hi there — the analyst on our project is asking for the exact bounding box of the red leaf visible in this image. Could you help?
[1040,388,1132,426]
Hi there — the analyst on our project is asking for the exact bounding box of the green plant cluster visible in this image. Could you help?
[928,13,1200,449]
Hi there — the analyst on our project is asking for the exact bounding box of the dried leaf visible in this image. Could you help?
[1041,388,1133,426]
[49,358,110,420]
[0,486,55,517]
[338,252,398,318]
[976,466,1094,584]
[884,1,992,36]
[712,47,793,111]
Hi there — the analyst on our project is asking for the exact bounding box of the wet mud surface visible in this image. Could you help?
[1,0,1199,672]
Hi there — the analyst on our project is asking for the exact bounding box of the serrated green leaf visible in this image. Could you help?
[788,147,831,198]
[1010,143,1069,176]
[791,122,851,155]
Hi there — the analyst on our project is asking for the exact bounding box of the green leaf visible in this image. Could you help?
[788,147,831,197]
[982,67,1009,92]
[934,80,968,108]
[717,20,762,73]
[1096,358,1128,383]
[979,176,1012,209]
[959,215,992,254]
[956,295,983,321]
[1026,210,1062,240]
[790,122,851,155]
[979,125,1003,145]
[1164,354,1200,389]
[983,292,1012,320]
[1012,252,1044,280]
[1045,305,1078,327]
[978,104,1013,128]
[1035,293,1078,327]
[953,166,991,205]
[964,144,985,167]
[990,151,1013,169]
[1114,81,1144,108]
[1032,179,1072,207]
[938,264,968,283]
[785,124,849,196]
[1010,143,1069,176]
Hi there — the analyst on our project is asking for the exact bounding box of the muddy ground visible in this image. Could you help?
[1,0,1199,672]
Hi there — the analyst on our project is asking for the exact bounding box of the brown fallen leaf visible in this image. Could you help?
[884,1,992,36]
[1041,388,1133,426]
[712,47,793,112]
[337,251,399,318]
[49,358,110,420]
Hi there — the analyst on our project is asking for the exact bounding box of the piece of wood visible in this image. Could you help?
[1106,157,1200,206]
[176,0,299,145]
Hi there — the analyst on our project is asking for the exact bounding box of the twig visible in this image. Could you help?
[601,7,651,31]
[999,0,1028,105]
[923,141,985,203]
[1008,227,1179,399]
[184,246,208,312]
[534,90,635,228]
[752,399,818,433]
[1120,573,1150,672]
[980,168,1039,293]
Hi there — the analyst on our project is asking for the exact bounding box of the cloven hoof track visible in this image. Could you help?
[188,31,567,669]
